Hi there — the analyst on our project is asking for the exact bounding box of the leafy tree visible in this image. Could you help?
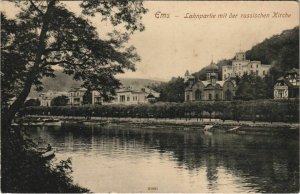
[247,27,299,79]
[82,88,92,105]
[51,95,69,106]
[235,74,268,100]
[1,0,147,127]
[24,99,40,107]
[151,77,185,102]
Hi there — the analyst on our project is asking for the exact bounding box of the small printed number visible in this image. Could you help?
[148,187,158,191]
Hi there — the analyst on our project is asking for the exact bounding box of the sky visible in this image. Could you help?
[2,1,299,81]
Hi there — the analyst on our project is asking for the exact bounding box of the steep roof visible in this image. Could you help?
[285,68,299,75]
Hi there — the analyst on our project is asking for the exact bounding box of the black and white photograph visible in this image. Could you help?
[1,0,299,193]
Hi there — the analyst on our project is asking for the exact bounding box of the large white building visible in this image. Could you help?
[109,87,160,105]
[222,52,271,80]
[68,87,87,106]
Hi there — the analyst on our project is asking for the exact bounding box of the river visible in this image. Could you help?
[27,123,299,193]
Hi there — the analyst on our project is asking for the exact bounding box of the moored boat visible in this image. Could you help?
[43,119,62,126]
[227,126,240,133]
[41,149,56,158]
[203,125,214,131]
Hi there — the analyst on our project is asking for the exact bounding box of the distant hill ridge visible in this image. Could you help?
[29,71,163,97]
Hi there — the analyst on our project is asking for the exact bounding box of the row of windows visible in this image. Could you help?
[224,70,266,78]
[187,89,233,101]
[119,95,139,102]
[225,64,261,72]
[69,92,83,97]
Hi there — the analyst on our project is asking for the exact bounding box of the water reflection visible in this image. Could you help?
[27,124,299,193]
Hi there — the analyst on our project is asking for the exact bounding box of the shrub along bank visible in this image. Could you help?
[22,99,299,123]
[1,128,89,193]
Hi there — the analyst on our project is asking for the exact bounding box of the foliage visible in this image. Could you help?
[83,87,93,105]
[24,99,40,107]
[2,0,147,126]
[150,77,185,102]
[2,1,147,192]
[246,27,299,80]
[1,127,89,193]
[22,99,299,123]
[51,95,69,106]
[235,74,269,100]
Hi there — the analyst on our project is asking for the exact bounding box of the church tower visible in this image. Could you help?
[206,60,219,82]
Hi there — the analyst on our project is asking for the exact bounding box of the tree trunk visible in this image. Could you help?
[2,0,56,128]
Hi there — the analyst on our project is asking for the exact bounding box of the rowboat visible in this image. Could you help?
[203,125,214,131]
[43,119,62,126]
[227,126,240,132]
[36,147,56,159]
[41,149,56,158]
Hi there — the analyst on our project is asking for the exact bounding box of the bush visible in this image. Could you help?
[1,128,89,193]
[21,99,299,123]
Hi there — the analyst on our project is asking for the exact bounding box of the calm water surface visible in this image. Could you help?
[27,124,299,193]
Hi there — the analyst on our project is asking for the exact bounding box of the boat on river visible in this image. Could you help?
[37,147,56,159]
[227,126,240,133]
[203,125,214,131]
[43,119,62,126]
[16,120,44,126]
[41,149,56,158]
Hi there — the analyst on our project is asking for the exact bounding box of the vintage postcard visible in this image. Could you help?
[1,0,299,193]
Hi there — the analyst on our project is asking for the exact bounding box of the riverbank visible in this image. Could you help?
[24,115,299,131]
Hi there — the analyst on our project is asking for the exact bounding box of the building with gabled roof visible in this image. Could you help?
[107,86,160,105]
[274,68,299,99]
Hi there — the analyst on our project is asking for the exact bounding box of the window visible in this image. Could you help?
[263,70,265,75]
[209,94,212,100]
[225,90,232,101]
[256,64,258,68]
[120,95,125,102]
[127,96,130,101]
[251,64,252,68]
[195,89,202,100]
[215,94,219,100]
[256,70,259,75]
[186,94,190,101]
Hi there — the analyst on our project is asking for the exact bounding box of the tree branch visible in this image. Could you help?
[29,0,44,15]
